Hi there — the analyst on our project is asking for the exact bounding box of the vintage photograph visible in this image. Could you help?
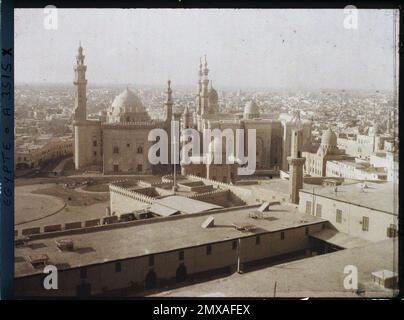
[13,8,398,297]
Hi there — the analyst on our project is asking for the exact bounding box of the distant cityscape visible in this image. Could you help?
[15,83,397,177]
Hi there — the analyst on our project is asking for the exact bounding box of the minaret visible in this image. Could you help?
[287,129,306,204]
[164,80,173,122]
[200,55,210,115]
[182,105,190,129]
[197,58,203,115]
[73,43,87,122]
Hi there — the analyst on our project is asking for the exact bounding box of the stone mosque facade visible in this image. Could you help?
[73,46,313,180]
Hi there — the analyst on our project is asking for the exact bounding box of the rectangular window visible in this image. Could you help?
[387,224,397,238]
[137,164,143,172]
[256,235,261,245]
[305,201,312,215]
[336,209,342,223]
[113,164,119,172]
[280,232,285,240]
[179,250,184,261]
[305,227,309,235]
[115,262,121,273]
[93,151,97,156]
[113,146,119,154]
[93,140,97,147]
[80,268,87,279]
[206,245,212,255]
[316,204,322,217]
[137,147,143,154]
[149,255,154,266]
[362,216,369,231]
[232,240,237,250]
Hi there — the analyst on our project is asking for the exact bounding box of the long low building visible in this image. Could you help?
[153,239,398,298]
[15,203,326,297]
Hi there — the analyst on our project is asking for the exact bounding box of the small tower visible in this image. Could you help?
[73,43,87,122]
[182,105,190,129]
[287,129,306,204]
[164,80,173,122]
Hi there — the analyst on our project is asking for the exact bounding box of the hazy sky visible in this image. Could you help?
[15,9,398,90]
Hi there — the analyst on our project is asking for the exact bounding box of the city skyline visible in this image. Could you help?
[15,9,398,91]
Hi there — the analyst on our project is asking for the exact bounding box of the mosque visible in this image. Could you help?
[73,45,313,180]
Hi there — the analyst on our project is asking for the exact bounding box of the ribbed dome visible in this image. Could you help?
[244,100,260,117]
[321,128,337,147]
[208,87,218,103]
[111,88,145,115]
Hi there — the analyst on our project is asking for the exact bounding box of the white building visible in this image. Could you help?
[326,159,387,181]
[299,182,398,242]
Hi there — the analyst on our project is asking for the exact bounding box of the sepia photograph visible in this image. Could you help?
[11,7,399,299]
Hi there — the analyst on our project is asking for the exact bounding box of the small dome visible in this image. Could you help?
[244,100,260,117]
[208,87,218,103]
[321,128,337,147]
[111,88,145,115]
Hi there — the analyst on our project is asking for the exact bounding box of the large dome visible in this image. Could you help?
[244,100,260,118]
[108,88,149,123]
[321,128,337,147]
[111,88,145,114]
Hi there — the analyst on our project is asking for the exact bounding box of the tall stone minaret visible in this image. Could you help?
[287,129,306,204]
[164,80,173,122]
[200,55,210,115]
[197,58,203,115]
[73,43,87,122]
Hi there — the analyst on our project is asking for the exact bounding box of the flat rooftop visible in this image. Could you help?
[151,196,222,215]
[238,178,312,197]
[301,182,398,215]
[153,239,398,298]
[15,204,324,277]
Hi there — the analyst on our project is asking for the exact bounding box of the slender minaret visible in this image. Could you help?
[164,80,173,122]
[200,55,210,115]
[197,58,203,115]
[172,113,179,192]
[287,129,306,204]
[182,105,190,129]
[73,43,87,122]
[73,43,89,170]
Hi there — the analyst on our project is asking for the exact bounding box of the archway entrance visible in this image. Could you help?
[145,270,157,289]
[176,264,187,283]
